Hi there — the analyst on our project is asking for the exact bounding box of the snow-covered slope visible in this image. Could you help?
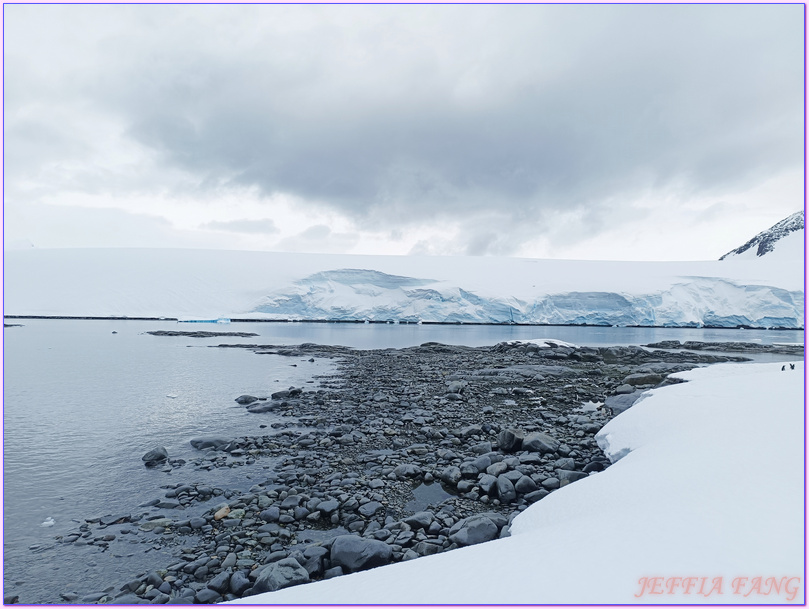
[3,245,804,328]
[720,211,804,260]
[230,361,805,604]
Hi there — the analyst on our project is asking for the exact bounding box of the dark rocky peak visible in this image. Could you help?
[719,210,804,260]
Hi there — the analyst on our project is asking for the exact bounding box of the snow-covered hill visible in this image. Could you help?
[720,210,804,260]
[2,241,804,328]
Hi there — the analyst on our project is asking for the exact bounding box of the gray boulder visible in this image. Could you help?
[189,437,230,450]
[496,475,517,503]
[194,589,221,604]
[446,381,467,394]
[253,557,310,593]
[478,473,498,495]
[235,395,259,404]
[247,403,278,414]
[439,466,462,485]
[557,469,589,484]
[541,477,560,490]
[553,457,576,470]
[206,571,231,594]
[522,432,560,454]
[497,429,523,452]
[229,571,251,596]
[329,535,392,572]
[393,464,423,479]
[107,594,147,605]
[315,499,339,515]
[358,501,383,517]
[582,461,606,473]
[403,511,434,529]
[604,390,645,415]
[448,514,499,546]
[623,372,664,386]
[141,447,168,467]
[514,475,538,494]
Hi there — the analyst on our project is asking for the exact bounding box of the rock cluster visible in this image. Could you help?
[41,340,730,604]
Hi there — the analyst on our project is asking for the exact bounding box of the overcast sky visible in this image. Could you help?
[3,4,804,260]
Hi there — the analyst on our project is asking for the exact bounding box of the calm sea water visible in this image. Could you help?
[2,319,804,602]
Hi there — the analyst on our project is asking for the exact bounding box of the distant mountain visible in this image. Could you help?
[720,211,804,260]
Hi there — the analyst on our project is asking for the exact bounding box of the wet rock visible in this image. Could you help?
[623,372,664,386]
[330,535,392,572]
[246,403,278,414]
[497,429,523,452]
[207,570,231,594]
[139,518,172,531]
[229,571,251,596]
[403,511,434,529]
[190,437,230,451]
[194,588,221,603]
[439,466,462,485]
[393,464,423,479]
[604,390,645,415]
[253,557,310,593]
[522,432,560,454]
[142,447,168,467]
[541,477,560,490]
[448,514,499,546]
[235,395,259,405]
[221,553,237,569]
[358,501,383,517]
[496,475,517,503]
[514,475,538,494]
[557,469,589,485]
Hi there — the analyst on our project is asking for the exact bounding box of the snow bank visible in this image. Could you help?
[3,246,804,327]
[232,361,804,604]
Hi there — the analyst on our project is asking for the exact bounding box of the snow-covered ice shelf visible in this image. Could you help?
[3,241,804,328]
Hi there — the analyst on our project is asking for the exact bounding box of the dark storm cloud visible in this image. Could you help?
[4,4,803,254]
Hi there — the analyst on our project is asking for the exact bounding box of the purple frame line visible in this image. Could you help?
[799,6,809,609]
[1,2,808,5]
[0,3,806,608]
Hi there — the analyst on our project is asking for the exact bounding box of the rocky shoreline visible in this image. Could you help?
[28,341,763,604]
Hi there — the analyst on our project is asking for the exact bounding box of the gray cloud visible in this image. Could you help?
[274,224,360,253]
[3,201,226,250]
[3,4,803,255]
[201,219,279,235]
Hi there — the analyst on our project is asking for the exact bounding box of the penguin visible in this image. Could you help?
[782,365,786,371]
[790,363,795,370]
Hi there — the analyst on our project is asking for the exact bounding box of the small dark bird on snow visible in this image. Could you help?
[790,363,795,370]
[782,365,786,371]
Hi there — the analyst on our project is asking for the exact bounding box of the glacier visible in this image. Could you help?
[2,222,804,328]
[250,269,804,328]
